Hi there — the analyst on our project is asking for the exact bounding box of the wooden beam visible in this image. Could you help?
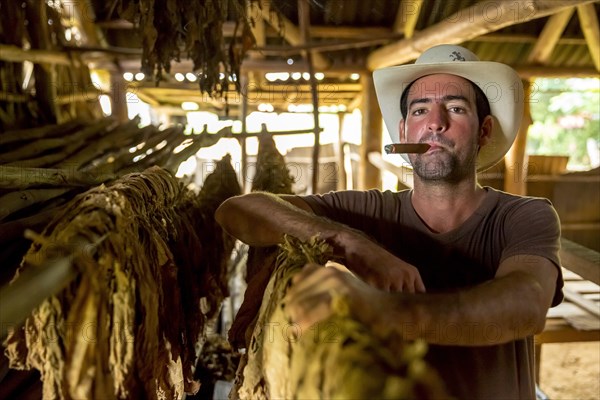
[516,66,598,78]
[367,0,599,70]
[528,7,575,64]
[259,1,330,70]
[504,79,531,195]
[577,3,600,71]
[347,93,363,111]
[472,33,586,45]
[368,152,414,189]
[310,26,391,39]
[0,44,71,65]
[393,0,424,38]
[251,35,401,55]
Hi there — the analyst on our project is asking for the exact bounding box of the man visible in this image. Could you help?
[215,44,563,399]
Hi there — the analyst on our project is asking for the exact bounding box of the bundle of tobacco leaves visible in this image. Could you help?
[3,160,241,400]
[112,0,257,96]
[228,134,295,349]
[250,134,294,195]
[234,235,451,400]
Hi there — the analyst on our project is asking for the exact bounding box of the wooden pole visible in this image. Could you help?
[110,72,129,123]
[359,75,382,190]
[335,112,347,190]
[299,0,321,194]
[240,74,249,193]
[504,80,532,195]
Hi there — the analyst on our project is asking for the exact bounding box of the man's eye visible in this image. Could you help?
[449,106,465,113]
[411,108,426,116]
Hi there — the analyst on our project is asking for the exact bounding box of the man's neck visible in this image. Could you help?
[411,178,486,234]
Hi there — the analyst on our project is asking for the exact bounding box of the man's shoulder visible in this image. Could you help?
[487,186,553,209]
[484,187,559,226]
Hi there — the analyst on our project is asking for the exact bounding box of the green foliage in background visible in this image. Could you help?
[528,78,599,170]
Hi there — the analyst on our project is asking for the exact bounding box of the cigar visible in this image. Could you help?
[384,143,431,154]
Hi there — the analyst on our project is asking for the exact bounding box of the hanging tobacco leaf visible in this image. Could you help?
[111,0,257,97]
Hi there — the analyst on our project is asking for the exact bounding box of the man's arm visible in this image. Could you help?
[215,191,328,247]
[215,192,425,292]
[285,254,558,345]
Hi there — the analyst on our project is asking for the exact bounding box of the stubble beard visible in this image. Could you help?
[411,148,478,183]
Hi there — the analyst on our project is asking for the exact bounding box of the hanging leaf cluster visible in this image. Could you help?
[112,0,258,97]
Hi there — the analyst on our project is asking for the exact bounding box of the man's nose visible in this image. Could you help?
[427,107,448,133]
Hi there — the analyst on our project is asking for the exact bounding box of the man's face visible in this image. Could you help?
[399,74,490,182]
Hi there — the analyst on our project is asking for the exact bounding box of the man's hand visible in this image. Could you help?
[283,263,381,331]
[332,229,426,293]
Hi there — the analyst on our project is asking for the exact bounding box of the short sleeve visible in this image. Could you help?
[501,198,564,306]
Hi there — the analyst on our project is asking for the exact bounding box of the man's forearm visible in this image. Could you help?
[373,271,547,346]
[215,192,338,247]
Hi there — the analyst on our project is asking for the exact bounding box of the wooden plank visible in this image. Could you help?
[560,238,600,285]
[536,318,600,344]
[564,287,600,317]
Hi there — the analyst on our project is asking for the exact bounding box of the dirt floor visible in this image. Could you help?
[539,341,600,400]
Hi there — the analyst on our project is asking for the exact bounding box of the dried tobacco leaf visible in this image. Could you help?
[4,163,241,400]
[112,0,257,97]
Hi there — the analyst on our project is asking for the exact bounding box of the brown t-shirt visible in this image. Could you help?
[301,187,564,400]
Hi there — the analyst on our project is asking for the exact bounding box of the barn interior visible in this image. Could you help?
[0,0,599,399]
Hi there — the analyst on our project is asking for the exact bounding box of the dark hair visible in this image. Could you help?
[399,78,491,126]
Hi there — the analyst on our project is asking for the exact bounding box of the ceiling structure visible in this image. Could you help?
[81,0,599,118]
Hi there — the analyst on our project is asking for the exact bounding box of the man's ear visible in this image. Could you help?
[478,115,494,148]
[399,119,406,142]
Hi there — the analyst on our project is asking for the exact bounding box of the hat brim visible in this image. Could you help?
[373,61,524,172]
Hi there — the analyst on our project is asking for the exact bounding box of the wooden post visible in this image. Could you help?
[335,112,347,190]
[359,75,382,190]
[504,79,532,195]
[110,72,129,123]
[299,0,321,194]
[240,73,249,193]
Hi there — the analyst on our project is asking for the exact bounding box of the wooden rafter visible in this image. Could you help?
[528,7,575,64]
[577,3,600,71]
[367,0,599,70]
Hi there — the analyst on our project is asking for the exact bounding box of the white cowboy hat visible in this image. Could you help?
[372,44,524,172]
